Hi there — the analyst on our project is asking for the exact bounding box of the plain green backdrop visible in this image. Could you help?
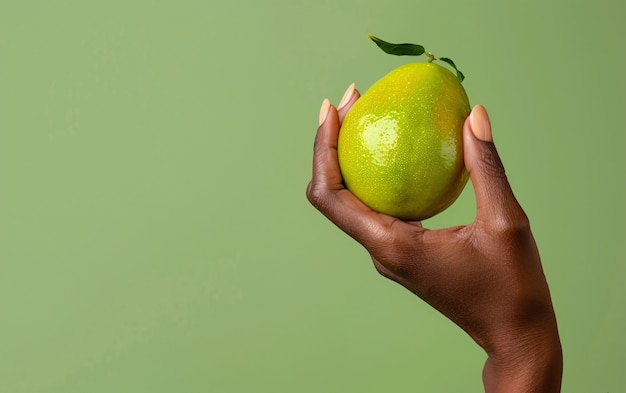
[1,1,624,392]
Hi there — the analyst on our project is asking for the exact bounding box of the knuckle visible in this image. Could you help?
[492,210,531,239]
[306,181,328,211]
[480,144,507,179]
[369,231,417,279]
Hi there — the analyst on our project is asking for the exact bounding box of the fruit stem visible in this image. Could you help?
[426,51,435,62]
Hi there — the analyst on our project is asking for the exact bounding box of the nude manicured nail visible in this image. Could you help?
[469,104,493,142]
[337,83,356,111]
[319,98,331,126]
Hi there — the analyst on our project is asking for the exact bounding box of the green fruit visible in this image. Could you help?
[338,61,470,221]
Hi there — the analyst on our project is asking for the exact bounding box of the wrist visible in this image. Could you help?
[482,321,563,392]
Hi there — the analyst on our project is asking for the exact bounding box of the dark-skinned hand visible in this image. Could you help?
[306,84,563,392]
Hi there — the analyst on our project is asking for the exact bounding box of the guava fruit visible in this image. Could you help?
[338,36,470,221]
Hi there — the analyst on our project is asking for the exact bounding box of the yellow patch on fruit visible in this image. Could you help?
[338,62,470,221]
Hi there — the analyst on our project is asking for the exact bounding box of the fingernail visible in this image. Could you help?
[469,104,493,142]
[319,98,331,126]
[337,83,355,111]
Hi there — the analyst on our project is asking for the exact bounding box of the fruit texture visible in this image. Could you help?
[338,62,470,221]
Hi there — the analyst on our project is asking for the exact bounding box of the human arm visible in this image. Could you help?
[306,85,563,392]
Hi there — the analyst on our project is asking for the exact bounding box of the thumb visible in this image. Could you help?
[463,105,527,227]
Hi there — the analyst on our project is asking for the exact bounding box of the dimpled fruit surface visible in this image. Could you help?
[338,62,470,221]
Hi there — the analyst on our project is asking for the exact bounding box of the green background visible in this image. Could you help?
[1,1,624,391]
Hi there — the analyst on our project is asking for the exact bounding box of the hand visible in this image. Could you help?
[306,84,563,392]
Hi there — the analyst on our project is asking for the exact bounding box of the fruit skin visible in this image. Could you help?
[338,62,470,221]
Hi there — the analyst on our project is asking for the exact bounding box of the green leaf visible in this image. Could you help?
[368,34,425,56]
[367,34,467,83]
[438,57,465,82]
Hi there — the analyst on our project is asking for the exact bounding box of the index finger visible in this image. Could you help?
[306,100,397,248]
